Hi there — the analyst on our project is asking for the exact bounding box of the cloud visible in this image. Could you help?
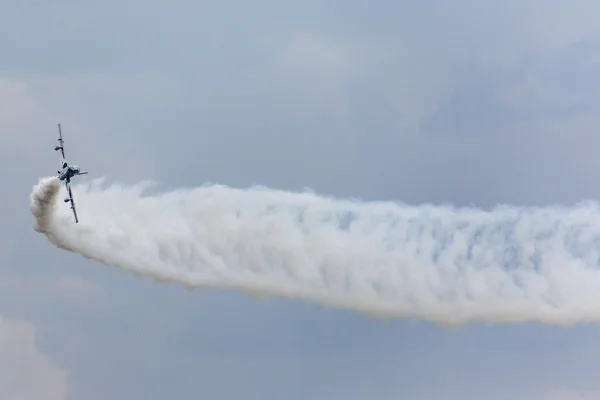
[0,78,56,150]
[0,73,160,190]
[532,387,600,400]
[0,271,107,309]
[270,32,356,118]
[0,317,67,400]
[44,274,106,302]
[4,1,600,399]
[275,32,356,81]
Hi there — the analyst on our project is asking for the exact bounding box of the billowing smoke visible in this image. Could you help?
[30,176,600,326]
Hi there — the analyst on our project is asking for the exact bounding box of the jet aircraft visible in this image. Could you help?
[54,124,88,223]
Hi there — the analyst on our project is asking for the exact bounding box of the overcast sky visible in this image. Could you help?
[3,1,600,399]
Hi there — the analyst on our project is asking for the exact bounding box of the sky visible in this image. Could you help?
[2,0,600,399]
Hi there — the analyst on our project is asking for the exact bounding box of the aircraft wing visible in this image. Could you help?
[56,124,67,168]
[64,180,79,223]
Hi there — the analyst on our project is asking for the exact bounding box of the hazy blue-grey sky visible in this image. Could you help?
[3,1,600,399]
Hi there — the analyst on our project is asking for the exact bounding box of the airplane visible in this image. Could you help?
[54,123,88,223]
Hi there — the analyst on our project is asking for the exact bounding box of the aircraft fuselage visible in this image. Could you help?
[58,166,78,181]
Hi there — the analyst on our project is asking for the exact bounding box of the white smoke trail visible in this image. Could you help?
[30,176,600,326]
